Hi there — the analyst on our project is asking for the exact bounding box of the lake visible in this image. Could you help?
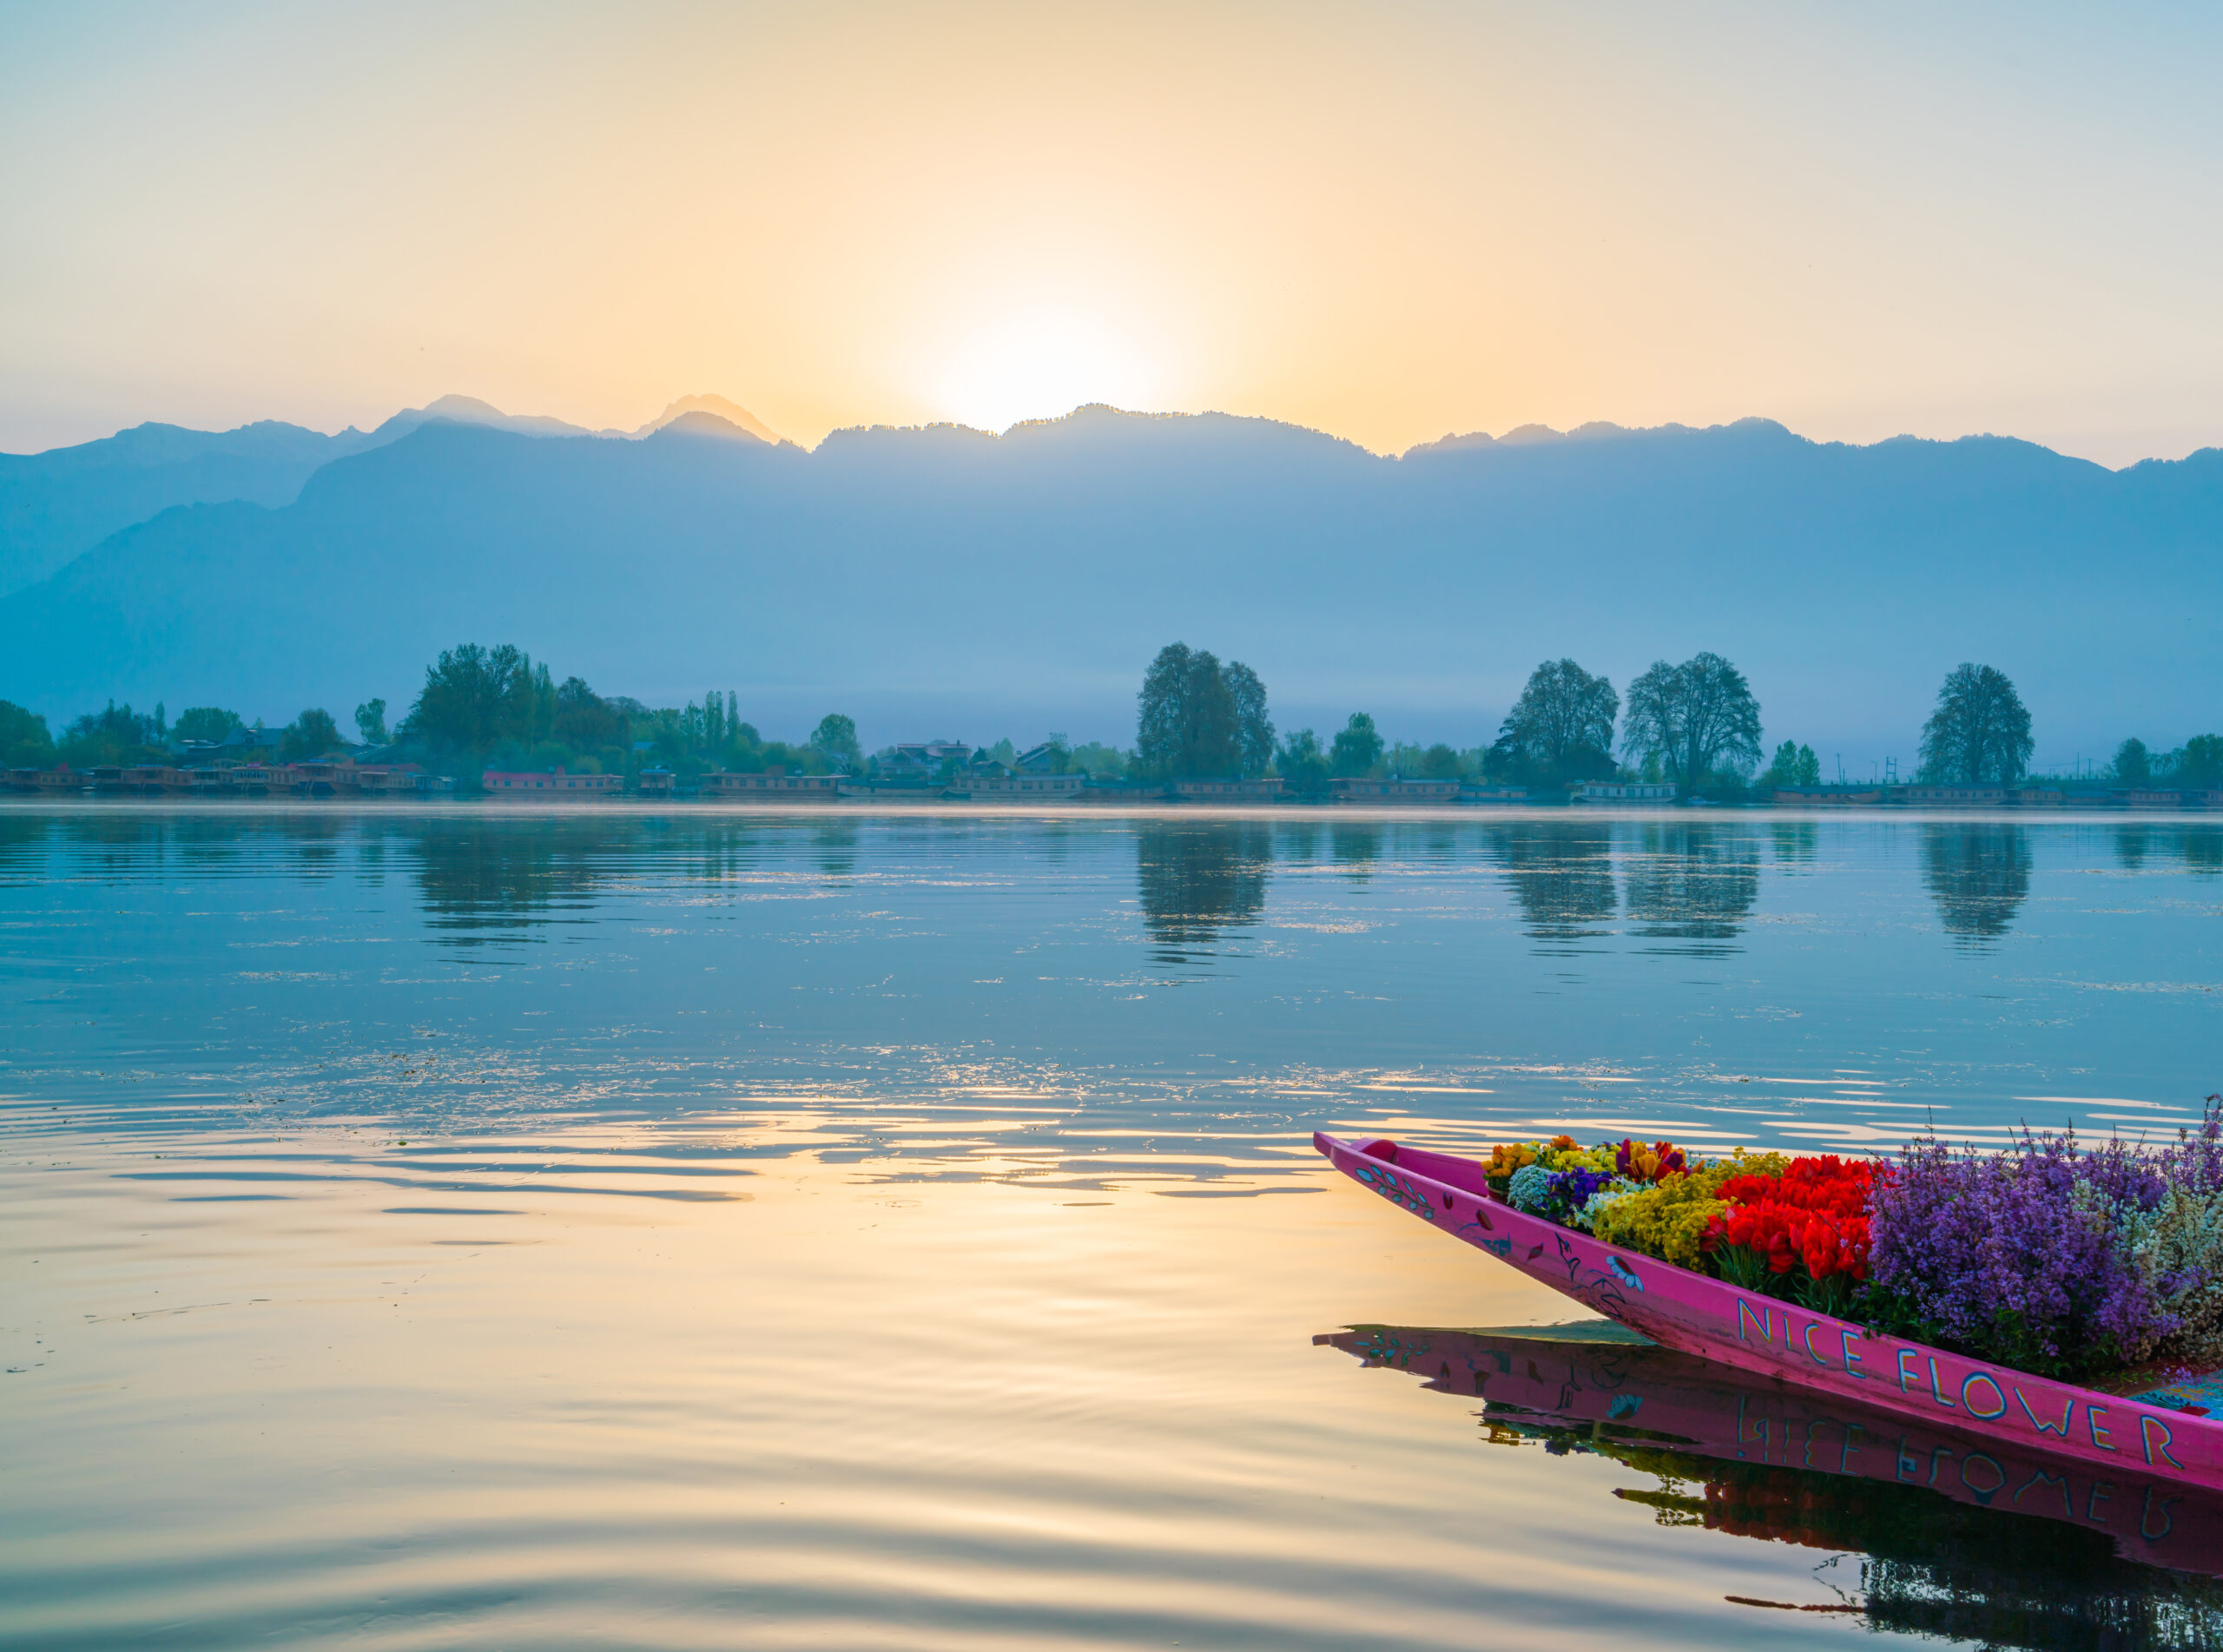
[4,803,2221,1648]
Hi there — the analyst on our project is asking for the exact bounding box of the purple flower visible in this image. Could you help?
[1868,1126,2175,1378]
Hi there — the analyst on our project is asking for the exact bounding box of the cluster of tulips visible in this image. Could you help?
[1701,1156,1877,1315]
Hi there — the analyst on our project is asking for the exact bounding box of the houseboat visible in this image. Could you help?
[946,773,1087,800]
[635,767,675,799]
[1567,780,1677,806]
[482,766,621,796]
[699,769,841,799]
[1329,776,1460,805]
[1170,778,1284,804]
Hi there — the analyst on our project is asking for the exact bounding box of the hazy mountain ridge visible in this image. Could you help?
[0,394,790,596]
[3,405,2217,759]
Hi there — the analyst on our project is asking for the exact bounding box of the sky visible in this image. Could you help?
[3,2,2220,466]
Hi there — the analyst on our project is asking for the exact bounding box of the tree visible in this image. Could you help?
[1918,663,2033,784]
[1417,742,1461,780]
[399,642,550,752]
[1489,659,1619,789]
[0,700,54,767]
[1224,661,1275,778]
[2178,734,2223,791]
[1134,643,1263,778]
[1759,740,1823,790]
[174,706,241,744]
[810,714,861,770]
[2113,738,2152,787]
[553,677,623,749]
[1620,652,1763,795]
[280,708,342,760]
[1330,712,1383,777]
[61,701,162,764]
[1276,728,1329,794]
[354,699,389,746]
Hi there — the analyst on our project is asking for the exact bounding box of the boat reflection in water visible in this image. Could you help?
[1318,1322,2223,1643]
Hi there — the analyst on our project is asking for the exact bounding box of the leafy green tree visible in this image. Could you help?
[1798,743,1821,786]
[1417,742,1461,779]
[1135,643,1263,778]
[1620,653,1763,796]
[1488,659,1619,791]
[810,714,861,770]
[1329,712,1383,777]
[552,677,624,749]
[174,706,242,744]
[0,701,55,768]
[1224,661,1275,778]
[61,702,163,766]
[353,699,389,745]
[1276,728,1329,794]
[1760,740,1802,789]
[1918,663,2033,784]
[2177,734,2223,790]
[280,708,342,760]
[2113,737,2152,787]
[400,643,551,753]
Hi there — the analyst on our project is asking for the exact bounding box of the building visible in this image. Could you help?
[879,741,973,779]
[1900,784,2008,807]
[1458,786,1530,806]
[121,765,195,795]
[700,768,841,799]
[352,763,432,797]
[1013,743,1070,776]
[1771,785,1883,806]
[1568,780,1678,806]
[1329,777,1460,805]
[2124,789,2187,809]
[945,773,1086,800]
[1171,778,1285,803]
[636,767,675,798]
[482,766,621,795]
[11,766,84,795]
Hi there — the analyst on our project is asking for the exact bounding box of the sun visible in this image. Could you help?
[929,305,1164,432]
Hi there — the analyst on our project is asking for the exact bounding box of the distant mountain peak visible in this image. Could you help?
[638,395,784,446]
[371,395,597,443]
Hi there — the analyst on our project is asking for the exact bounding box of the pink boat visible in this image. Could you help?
[1315,1131,2223,1493]
[1318,1322,2223,1577]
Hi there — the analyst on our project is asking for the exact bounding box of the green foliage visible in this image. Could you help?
[809,714,861,770]
[1275,728,1329,794]
[1620,652,1762,795]
[1066,741,1127,779]
[1329,712,1382,777]
[280,708,342,760]
[2178,734,2223,790]
[1758,740,1821,790]
[2113,736,2152,787]
[399,643,556,754]
[1487,658,1619,793]
[0,700,55,768]
[353,699,389,746]
[1919,662,2032,783]
[61,701,164,767]
[174,706,242,744]
[1134,643,1272,779]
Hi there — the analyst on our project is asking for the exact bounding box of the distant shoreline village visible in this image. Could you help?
[7,641,2219,812]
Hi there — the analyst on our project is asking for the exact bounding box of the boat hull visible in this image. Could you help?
[1315,1130,2223,1492]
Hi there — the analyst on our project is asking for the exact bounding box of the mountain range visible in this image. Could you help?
[2,398,2217,761]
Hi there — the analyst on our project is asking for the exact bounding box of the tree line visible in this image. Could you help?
[1130,642,2223,798]
[6,640,2219,800]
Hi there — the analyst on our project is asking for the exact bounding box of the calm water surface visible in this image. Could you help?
[4,804,2221,1648]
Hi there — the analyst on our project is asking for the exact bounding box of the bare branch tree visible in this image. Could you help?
[1619,652,1763,795]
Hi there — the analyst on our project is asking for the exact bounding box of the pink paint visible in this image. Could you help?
[1316,1131,2223,1491]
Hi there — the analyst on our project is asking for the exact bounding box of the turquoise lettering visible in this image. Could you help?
[1801,1321,1833,1366]
[1961,1453,2006,1505]
[1927,1357,1958,1410]
[1839,1328,1868,1379]
[1736,1299,1771,1344]
[2142,1487,2180,1541]
[2141,1414,2183,1471]
[2088,1405,2117,1453]
[2014,1469,2072,1516]
[1896,1348,1923,1394]
[2088,1481,2114,1524]
[2015,1387,2074,1438]
[1838,1423,1863,1474]
[1896,1438,1918,1482]
[1961,1372,2009,1421]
